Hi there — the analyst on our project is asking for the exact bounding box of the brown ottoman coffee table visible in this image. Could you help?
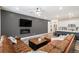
[29,38,50,50]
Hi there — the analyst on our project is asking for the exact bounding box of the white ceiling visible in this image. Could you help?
[1,6,79,20]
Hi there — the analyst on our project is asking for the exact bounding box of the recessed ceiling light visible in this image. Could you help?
[55,15,60,19]
[15,7,20,10]
[68,12,74,18]
[59,6,63,10]
[56,15,59,18]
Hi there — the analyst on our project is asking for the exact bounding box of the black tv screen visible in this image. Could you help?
[20,19,32,27]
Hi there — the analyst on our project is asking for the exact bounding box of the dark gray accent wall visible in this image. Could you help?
[0,9,1,36]
[1,10,48,37]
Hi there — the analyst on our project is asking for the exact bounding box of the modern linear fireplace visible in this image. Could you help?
[20,29,30,34]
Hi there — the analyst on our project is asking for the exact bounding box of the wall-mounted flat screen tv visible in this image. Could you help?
[20,19,32,27]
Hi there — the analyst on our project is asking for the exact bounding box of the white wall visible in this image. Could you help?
[48,21,51,33]
[58,19,79,27]
[57,18,79,31]
[48,20,58,33]
[48,18,79,32]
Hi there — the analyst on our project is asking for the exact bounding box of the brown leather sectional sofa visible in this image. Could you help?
[0,34,75,53]
[37,34,75,53]
[0,35,32,53]
[15,36,32,53]
[0,35,15,53]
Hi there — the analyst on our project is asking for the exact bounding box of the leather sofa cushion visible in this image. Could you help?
[65,35,73,41]
[50,48,63,53]
[55,40,69,52]
[2,35,15,53]
[37,42,62,53]
[16,37,32,53]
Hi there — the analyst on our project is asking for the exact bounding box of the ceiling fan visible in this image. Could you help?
[26,7,42,16]
[35,8,41,16]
